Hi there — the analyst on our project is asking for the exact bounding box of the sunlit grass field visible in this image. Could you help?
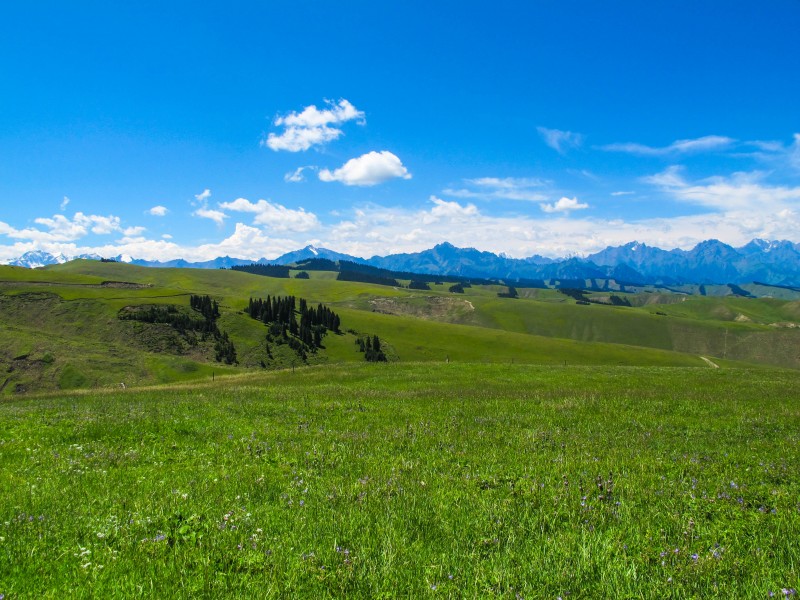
[1,363,798,598]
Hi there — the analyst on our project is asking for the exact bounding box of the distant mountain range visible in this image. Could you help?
[6,239,800,287]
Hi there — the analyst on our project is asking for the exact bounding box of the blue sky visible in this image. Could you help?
[1,1,799,262]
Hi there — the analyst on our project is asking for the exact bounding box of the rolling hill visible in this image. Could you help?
[1,258,799,394]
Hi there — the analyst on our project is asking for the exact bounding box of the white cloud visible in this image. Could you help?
[791,133,800,171]
[86,215,121,234]
[265,99,365,152]
[60,196,70,211]
[643,166,800,210]
[191,188,226,225]
[611,191,635,197]
[444,176,549,202]
[540,197,589,213]
[193,207,227,226]
[194,189,212,203]
[162,234,173,240]
[424,196,479,224]
[601,135,735,156]
[284,166,314,183]
[537,127,585,154]
[148,205,168,216]
[0,212,123,244]
[123,226,146,236]
[318,151,411,186]
[219,198,320,232]
[5,200,800,265]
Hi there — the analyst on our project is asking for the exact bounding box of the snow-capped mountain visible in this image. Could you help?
[7,250,97,268]
[3,239,800,286]
[272,245,367,265]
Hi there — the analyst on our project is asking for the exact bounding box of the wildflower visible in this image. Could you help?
[691,553,699,561]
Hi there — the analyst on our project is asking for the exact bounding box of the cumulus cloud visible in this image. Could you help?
[537,127,585,154]
[191,188,226,225]
[265,99,365,152]
[424,196,479,223]
[219,198,320,232]
[5,200,800,265]
[148,205,168,216]
[0,212,122,243]
[318,151,411,186]
[601,135,735,156]
[540,197,589,214]
[193,208,227,226]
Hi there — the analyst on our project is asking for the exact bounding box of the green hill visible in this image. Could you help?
[2,260,798,394]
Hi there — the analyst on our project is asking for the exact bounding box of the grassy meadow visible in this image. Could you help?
[1,363,799,598]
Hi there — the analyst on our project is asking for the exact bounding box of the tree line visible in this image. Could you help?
[356,334,387,362]
[247,295,341,360]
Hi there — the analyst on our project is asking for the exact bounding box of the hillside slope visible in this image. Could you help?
[2,260,798,393]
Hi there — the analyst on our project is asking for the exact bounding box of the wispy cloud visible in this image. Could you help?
[319,151,411,186]
[60,196,70,211]
[643,165,800,210]
[539,197,589,214]
[265,99,365,152]
[537,127,585,154]
[601,135,735,156]
[284,166,315,183]
[741,133,800,173]
[194,189,212,203]
[443,177,549,202]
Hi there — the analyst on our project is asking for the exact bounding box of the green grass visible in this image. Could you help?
[1,363,798,598]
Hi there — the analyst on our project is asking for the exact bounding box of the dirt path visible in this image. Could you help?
[700,356,720,368]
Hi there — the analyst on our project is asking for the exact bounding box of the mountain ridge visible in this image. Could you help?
[6,239,800,286]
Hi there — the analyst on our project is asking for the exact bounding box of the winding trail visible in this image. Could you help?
[700,356,720,368]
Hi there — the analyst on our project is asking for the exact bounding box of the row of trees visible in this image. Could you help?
[230,264,291,278]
